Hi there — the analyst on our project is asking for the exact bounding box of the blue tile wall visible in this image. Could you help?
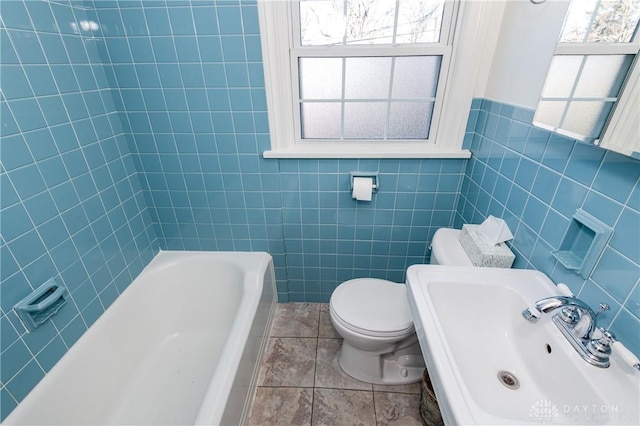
[91,0,289,298]
[91,0,466,304]
[0,0,158,419]
[280,158,466,302]
[457,98,640,357]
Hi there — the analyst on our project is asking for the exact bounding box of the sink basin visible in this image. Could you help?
[406,265,640,425]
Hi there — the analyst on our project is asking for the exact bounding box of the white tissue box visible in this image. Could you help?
[459,224,515,268]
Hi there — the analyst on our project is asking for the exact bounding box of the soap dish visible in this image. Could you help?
[14,279,67,332]
[552,210,613,279]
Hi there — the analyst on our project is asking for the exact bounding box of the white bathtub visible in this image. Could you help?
[4,251,277,425]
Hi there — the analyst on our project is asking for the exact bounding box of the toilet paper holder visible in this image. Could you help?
[350,172,379,193]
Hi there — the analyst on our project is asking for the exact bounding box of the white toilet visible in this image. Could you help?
[329,227,472,384]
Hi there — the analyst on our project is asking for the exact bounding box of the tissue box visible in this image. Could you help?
[459,224,515,268]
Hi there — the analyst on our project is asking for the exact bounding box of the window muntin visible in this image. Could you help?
[293,0,451,144]
[297,55,441,140]
[534,0,640,142]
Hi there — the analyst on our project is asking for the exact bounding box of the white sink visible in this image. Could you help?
[406,265,640,425]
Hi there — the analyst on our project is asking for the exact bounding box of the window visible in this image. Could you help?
[534,0,640,143]
[295,1,452,142]
[258,0,489,158]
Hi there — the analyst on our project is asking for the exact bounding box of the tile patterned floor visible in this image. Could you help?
[248,303,423,426]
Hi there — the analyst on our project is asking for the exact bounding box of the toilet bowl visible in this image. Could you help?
[329,278,425,384]
[329,227,475,384]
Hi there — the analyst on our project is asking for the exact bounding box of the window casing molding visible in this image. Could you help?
[257,0,497,159]
[599,56,640,157]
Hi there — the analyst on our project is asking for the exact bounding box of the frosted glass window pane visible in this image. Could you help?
[560,0,640,43]
[392,56,441,98]
[301,102,342,139]
[534,101,567,128]
[396,0,445,43]
[574,55,634,98]
[299,58,343,99]
[542,56,582,98]
[345,0,395,44]
[300,1,345,46]
[562,101,614,139]
[345,57,391,99]
[343,102,386,139]
[388,102,433,139]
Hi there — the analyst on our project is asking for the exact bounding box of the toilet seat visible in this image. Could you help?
[330,278,414,338]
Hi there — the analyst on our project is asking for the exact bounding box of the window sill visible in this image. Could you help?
[263,144,472,159]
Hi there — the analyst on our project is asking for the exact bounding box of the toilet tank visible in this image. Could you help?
[429,228,474,266]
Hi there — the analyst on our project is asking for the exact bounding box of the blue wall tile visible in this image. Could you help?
[4,0,638,420]
[457,99,640,358]
[564,142,605,186]
[0,1,158,418]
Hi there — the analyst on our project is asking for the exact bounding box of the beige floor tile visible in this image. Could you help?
[258,337,317,387]
[374,391,422,426]
[313,388,376,426]
[252,303,427,425]
[270,303,320,338]
[319,304,341,338]
[247,387,313,426]
[315,338,372,391]
[373,381,421,394]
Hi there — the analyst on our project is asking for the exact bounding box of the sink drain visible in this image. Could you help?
[497,370,520,390]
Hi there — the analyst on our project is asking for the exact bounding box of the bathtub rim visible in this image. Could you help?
[191,250,276,425]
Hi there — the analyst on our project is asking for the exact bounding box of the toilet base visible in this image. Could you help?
[337,337,425,385]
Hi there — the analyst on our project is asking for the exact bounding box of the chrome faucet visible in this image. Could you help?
[523,296,613,368]
[522,295,598,338]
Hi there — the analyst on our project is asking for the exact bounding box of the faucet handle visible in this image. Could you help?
[586,328,616,367]
[591,329,640,371]
[589,329,616,351]
[597,328,616,343]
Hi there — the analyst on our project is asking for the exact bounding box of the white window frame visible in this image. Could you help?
[533,1,640,148]
[258,0,494,159]
[600,57,640,157]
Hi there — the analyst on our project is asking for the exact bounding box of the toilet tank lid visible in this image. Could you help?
[431,228,473,266]
[330,278,413,334]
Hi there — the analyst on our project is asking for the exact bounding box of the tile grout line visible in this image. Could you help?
[310,305,320,425]
[372,388,378,425]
